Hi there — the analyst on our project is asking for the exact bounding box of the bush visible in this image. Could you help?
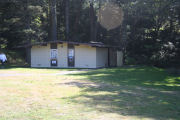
[0,49,27,66]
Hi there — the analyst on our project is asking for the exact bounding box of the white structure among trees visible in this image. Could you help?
[27,41,123,68]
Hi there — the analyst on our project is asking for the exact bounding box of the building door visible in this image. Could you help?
[50,43,58,67]
[108,48,117,67]
[68,44,75,67]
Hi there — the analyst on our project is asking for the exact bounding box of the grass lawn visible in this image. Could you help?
[0,66,180,120]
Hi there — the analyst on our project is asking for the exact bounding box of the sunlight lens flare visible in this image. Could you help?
[97,3,124,31]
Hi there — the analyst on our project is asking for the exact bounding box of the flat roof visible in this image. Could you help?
[17,40,121,49]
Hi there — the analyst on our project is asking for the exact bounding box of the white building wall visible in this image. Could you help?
[31,44,50,67]
[31,43,111,68]
[75,45,97,68]
[96,48,108,68]
[57,43,68,68]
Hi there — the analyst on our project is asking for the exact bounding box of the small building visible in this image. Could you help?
[24,41,123,68]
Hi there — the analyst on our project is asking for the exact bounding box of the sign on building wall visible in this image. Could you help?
[68,49,74,57]
[51,49,58,59]
[68,45,75,67]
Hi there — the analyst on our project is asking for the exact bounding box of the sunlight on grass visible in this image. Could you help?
[0,66,179,120]
[144,76,180,87]
[0,67,75,74]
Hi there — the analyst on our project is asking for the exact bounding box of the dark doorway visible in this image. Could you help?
[68,44,75,67]
[108,48,117,67]
[50,43,58,67]
[50,43,57,49]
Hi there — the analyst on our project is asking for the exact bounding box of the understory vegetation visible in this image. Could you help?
[0,50,27,66]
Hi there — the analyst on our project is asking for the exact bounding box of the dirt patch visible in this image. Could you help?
[0,70,85,77]
[0,73,33,77]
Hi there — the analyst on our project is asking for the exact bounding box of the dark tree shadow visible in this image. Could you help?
[61,66,180,120]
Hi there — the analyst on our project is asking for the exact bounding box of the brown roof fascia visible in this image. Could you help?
[16,40,121,49]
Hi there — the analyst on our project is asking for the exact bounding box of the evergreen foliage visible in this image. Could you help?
[0,0,179,67]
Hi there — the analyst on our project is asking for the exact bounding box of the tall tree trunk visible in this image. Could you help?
[65,0,69,41]
[90,1,94,42]
[25,0,31,64]
[49,0,57,41]
[24,0,31,44]
[90,0,98,42]
[121,21,127,65]
[94,0,103,42]
[94,16,98,42]
[73,0,82,41]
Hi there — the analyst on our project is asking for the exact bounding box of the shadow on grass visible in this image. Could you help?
[62,66,180,119]
[70,66,180,90]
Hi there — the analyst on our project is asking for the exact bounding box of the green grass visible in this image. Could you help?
[71,66,180,90]
[0,66,179,120]
[0,65,77,74]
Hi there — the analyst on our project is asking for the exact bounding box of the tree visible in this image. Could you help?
[0,0,179,67]
[65,0,69,41]
[49,0,57,41]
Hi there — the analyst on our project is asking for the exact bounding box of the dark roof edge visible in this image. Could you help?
[16,40,121,49]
